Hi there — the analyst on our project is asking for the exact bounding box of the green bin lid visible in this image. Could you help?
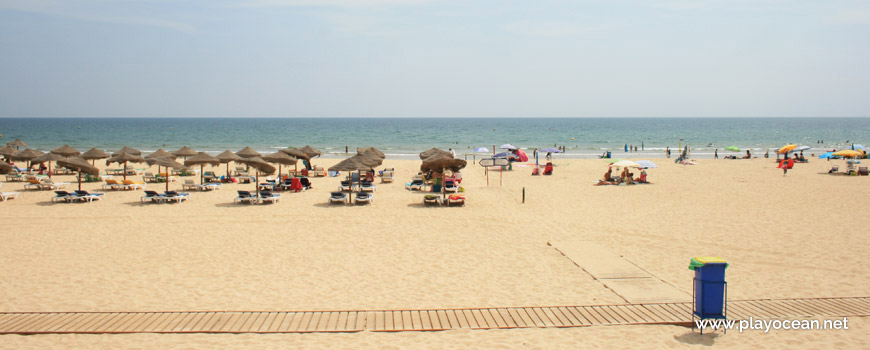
[689,256,729,270]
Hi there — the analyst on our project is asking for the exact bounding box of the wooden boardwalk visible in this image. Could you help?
[1,297,867,334]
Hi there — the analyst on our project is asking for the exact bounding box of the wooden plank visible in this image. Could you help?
[446,309,463,329]
[21,313,65,333]
[163,312,197,332]
[59,313,102,332]
[744,301,778,318]
[391,311,403,331]
[524,308,548,327]
[544,307,570,327]
[401,311,413,331]
[510,308,534,327]
[257,312,279,332]
[126,313,161,332]
[437,310,452,329]
[484,309,505,328]
[427,310,441,329]
[767,300,809,317]
[565,307,592,325]
[16,313,55,333]
[79,313,118,332]
[294,312,314,332]
[644,304,680,322]
[334,312,348,332]
[8,313,50,332]
[318,312,333,331]
[556,307,581,326]
[45,313,84,332]
[215,312,243,332]
[625,305,657,323]
[470,309,490,328]
[786,300,830,316]
[460,310,477,328]
[153,313,185,331]
[410,311,424,330]
[287,312,307,332]
[670,303,693,316]
[141,313,173,332]
[268,312,290,332]
[574,307,603,325]
[100,313,138,333]
[305,312,323,332]
[609,306,640,324]
[418,310,432,330]
[323,312,339,331]
[354,312,367,331]
[0,314,23,328]
[374,311,385,331]
[382,311,393,331]
[733,301,769,318]
[799,299,842,315]
[722,303,751,319]
[825,299,867,315]
[177,312,208,332]
[237,312,261,332]
[501,309,522,328]
[588,306,618,324]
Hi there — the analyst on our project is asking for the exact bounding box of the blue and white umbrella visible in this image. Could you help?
[794,146,811,152]
[636,160,657,168]
[500,144,517,150]
[853,144,865,150]
[472,147,490,153]
[819,152,836,159]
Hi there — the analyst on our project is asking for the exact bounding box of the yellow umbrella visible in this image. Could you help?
[833,150,862,158]
[778,144,797,154]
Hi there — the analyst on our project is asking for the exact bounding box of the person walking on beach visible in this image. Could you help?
[714,149,718,159]
[449,148,455,158]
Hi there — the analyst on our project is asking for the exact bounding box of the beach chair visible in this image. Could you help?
[328,191,347,205]
[312,166,326,177]
[381,170,394,183]
[300,177,312,190]
[74,190,104,202]
[355,192,373,205]
[200,182,221,191]
[360,180,376,192]
[140,190,165,203]
[859,167,869,176]
[39,178,69,190]
[102,179,123,191]
[1,191,20,201]
[339,180,356,192]
[122,179,146,190]
[443,180,459,193]
[405,179,424,191]
[163,190,189,203]
[828,165,839,174]
[234,190,258,204]
[203,171,219,183]
[52,190,76,202]
[423,194,440,206]
[5,170,25,182]
[182,179,199,191]
[143,172,158,183]
[259,191,281,204]
[446,194,465,207]
[24,177,43,190]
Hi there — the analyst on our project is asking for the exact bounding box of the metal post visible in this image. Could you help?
[522,187,525,203]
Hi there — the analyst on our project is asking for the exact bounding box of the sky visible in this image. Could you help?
[0,0,869,118]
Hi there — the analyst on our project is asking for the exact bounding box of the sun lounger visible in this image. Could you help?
[355,192,373,205]
[53,191,76,202]
[328,191,347,204]
[203,171,219,183]
[828,165,839,174]
[300,177,312,190]
[234,190,258,204]
[24,178,43,190]
[182,179,199,190]
[5,170,25,182]
[446,194,465,207]
[1,191,20,201]
[143,172,158,183]
[381,170,394,183]
[443,180,459,193]
[405,179,425,191]
[74,190,104,202]
[140,190,165,203]
[199,182,221,191]
[339,180,357,192]
[163,190,189,203]
[102,179,124,190]
[122,179,146,190]
[423,194,440,206]
[360,180,376,192]
[39,178,69,190]
[259,191,281,204]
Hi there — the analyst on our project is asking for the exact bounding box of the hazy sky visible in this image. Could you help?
[1,0,868,117]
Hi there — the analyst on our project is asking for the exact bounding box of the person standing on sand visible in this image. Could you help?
[714,149,718,159]
[449,148,455,158]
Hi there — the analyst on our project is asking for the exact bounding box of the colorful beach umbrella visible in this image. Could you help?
[794,146,811,152]
[818,152,835,159]
[833,150,862,158]
[610,160,641,168]
[778,144,797,154]
[725,146,740,152]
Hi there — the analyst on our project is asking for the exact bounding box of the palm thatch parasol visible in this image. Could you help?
[57,157,99,190]
[146,156,189,191]
[7,138,26,149]
[10,148,45,168]
[106,152,145,180]
[145,148,177,160]
[172,146,197,160]
[51,145,81,157]
[300,145,321,158]
[328,155,376,203]
[421,155,467,201]
[281,147,310,170]
[0,145,18,159]
[236,146,262,158]
[216,150,242,180]
[420,148,451,160]
[357,147,385,160]
[32,153,66,178]
[112,146,141,156]
[184,152,220,185]
[81,148,110,166]
[263,152,297,178]
[235,156,276,191]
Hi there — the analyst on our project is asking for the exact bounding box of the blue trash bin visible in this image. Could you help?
[690,257,728,319]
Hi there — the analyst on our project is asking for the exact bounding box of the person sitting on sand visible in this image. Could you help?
[603,168,614,182]
[620,168,634,184]
[637,169,648,183]
[743,150,751,159]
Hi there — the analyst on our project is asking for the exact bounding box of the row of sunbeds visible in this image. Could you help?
[52,190,104,203]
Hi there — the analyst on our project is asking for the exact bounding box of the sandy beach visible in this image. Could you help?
[1,157,868,348]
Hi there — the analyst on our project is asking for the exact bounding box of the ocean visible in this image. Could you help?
[1,117,868,159]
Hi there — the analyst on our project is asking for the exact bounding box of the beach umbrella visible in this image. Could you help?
[636,160,658,169]
[172,146,197,159]
[32,153,66,178]
[106,152,145,180]
[493,152,519,160]
[57,157,99,191]
[833,150,862,158]
[51,145,81,157]
[853,144,865,150]
[235,156,276,191]
[145,148,177,160]
[610,160,641,168]
[794,146,811,152]
[0,145,17,159]
[216,150,242,180]
[236,146,262,158]
[280,147,310,171]
[421,155,467,201]
[112,146,141,156]
[725,146,740,152]
[263,151,297,178]
[357,147,386,160]
[0,162,12,174]
[7,138,26,149]
[500,144,518,150]
[818,152,835,159]
[300,145,322,158]
[330,155,380,203]
[146,156,189,191]
[420,148,451,160]
[81,148,110,166]
[778,144,797,154]
[10,148,44,168]
[472,147,490,153]
[185,152,220,185]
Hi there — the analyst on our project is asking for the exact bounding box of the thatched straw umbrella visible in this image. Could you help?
[11,148,44,168]
[146,157,189,191]
[0,145,17,161]
[263,152,297,178]
[106,152,145,180]
[32,153,66,178]
[235,156,276,191]
[7,138,26,150]
[184,152,220,185]
[145,148,176,160]
[216,150,241,181]
[81,148,110,166]
[57,157,99,191]
[51,145,81,157]
[172,146,197,160]
[421,155,467,201]
[357,147,385,160]
[300,145,321,158]
[236,146,262,158]
[329,155,375,203]
[420,148,451,160]
[281,147,310,171]
[112,146,141,156]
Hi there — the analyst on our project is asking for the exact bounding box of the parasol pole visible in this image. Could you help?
[78,171,82,191]
[200,164,204,185]
[226,162,230,182]
[123,161,128,181]
[48,161,52,179]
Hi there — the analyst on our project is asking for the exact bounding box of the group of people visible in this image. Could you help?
[595,167,648,186]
